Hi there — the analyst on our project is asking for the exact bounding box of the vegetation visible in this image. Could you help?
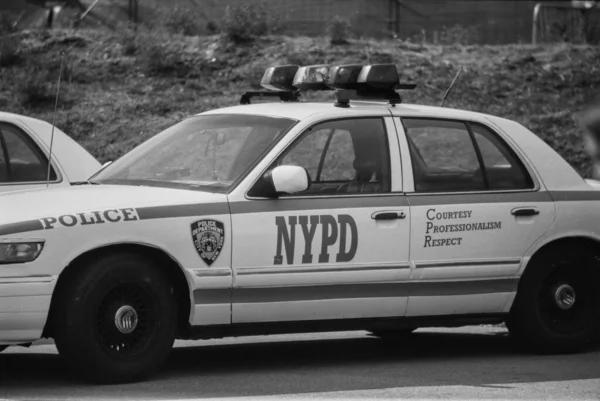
[327,16,352,45]
[0,24,598,177]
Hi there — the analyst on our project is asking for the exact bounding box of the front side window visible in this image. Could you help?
[403,118,533,192]
[274,118,390,195]
[93,114,296,192]
[0,123,56,183]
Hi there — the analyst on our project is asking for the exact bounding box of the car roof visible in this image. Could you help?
[198,101,496,122]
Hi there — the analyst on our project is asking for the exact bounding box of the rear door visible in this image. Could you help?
[395,117,554,317]
[229,116,411,323]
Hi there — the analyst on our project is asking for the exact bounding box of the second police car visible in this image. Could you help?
[1,64,599,383]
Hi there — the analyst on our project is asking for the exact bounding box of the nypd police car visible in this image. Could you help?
[1,64,599,383]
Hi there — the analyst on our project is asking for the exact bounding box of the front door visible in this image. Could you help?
[230,116,411,323]
[398,117,555,317]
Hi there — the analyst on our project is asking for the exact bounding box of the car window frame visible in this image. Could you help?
[400,117,538,195]
[0,122,62,186]
[246,116,396,199]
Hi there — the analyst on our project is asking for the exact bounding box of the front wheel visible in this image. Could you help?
[507,244,600,353]
[53,252,177,384]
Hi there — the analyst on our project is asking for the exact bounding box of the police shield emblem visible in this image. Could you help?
[191,220,225,266]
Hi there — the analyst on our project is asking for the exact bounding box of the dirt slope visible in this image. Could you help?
[0,29,598,176]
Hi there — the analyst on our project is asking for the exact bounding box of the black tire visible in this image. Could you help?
[368,328,417,338]
[507,244,600,353]
[53,252,177,384]
[0,345,7,353]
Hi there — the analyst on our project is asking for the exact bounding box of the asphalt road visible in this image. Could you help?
[1,326,599,400]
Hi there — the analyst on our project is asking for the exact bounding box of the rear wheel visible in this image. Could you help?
[53,252,177,383]
[507,244,600,353]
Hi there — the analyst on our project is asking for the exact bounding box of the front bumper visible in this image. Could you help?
[0,276,55,344]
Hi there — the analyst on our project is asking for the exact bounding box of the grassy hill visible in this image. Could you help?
[0,27,599,177]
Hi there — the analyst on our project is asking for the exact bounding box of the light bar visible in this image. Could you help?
[357,64,400,90]
[260,65,299,92]
[292,65,330,91]
[326,64,363,90]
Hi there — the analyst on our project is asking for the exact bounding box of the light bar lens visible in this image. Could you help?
[357,64,400,89]
[293,65,330,90]
[326,64,363,89]
[261,65,299,91]
[0,241,44,264]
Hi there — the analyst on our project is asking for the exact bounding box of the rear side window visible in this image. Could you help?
[0,123,57,182]
[0,139,7,182]
[470,123,534,190]
[402,118,533,192]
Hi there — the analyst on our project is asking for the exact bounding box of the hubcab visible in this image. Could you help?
[114,305,139,334]
[553,283,576,310]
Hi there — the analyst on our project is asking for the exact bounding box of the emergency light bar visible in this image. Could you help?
[260,65,299,91]
[292,65,331,91]
[326,64,363,89]
[243,63,416,105]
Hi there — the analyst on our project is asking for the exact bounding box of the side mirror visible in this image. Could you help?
[268,165,310,195]
[248,165,310,198]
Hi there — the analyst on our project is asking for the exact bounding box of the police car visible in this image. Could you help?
[0,111,101,193]
[1,64,599,384]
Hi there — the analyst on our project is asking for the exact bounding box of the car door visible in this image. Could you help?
[0,122,60,192]
[229,116,411,323]
[395,117,555,317]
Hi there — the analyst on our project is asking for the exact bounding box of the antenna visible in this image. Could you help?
[46,54,65,188]
[440,66,463,107]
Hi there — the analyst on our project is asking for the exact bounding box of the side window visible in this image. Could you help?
[402,118,534,192]
[470,123,533,190]
[0,139,7,182]
[278,118,390,195]
[0,124,56,182]
[403,119,485,192]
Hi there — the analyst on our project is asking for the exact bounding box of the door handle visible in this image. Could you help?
[511,207,539,217]
[372,211,406,220]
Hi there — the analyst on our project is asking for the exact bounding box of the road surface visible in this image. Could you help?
[1,326,599,400]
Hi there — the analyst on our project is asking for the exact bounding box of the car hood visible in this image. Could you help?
[0,184,228,227]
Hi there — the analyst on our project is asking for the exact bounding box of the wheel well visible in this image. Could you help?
[528,236,600,268]
[42,244,192,339]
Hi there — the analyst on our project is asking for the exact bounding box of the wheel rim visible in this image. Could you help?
[94,282,156,359]
[538,261,592,335]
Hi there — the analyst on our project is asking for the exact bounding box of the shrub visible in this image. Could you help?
[0,12,18,35]
[327,16,351,45]
[439,24,482,45]
[0,36,20,67]
[206,20,219,35]
[222,3,273,43]
[19,76,55,108]
[120,26,139,56]
[163,6,204,36]
[138,41,193,77]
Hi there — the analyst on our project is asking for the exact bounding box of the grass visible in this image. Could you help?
[0,29,599,178]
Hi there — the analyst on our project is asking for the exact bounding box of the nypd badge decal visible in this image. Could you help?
[191,220,225,266]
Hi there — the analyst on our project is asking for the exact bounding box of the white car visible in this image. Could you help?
[0,111,100,192]
[1,64,599,384]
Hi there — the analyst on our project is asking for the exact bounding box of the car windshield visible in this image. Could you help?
[92,114,296,192]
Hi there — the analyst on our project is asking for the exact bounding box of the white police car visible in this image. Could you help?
[0,111,101,192]
[1,64,599,383]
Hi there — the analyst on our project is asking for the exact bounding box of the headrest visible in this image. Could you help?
[353,158,380,172]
